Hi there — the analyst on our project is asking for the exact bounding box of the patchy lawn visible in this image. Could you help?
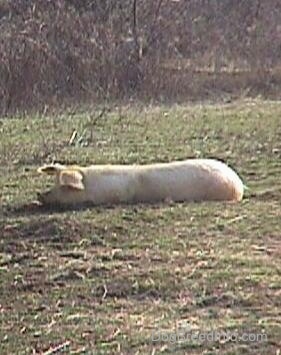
[0,99,280,354]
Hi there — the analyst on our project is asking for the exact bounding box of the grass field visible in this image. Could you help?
[0,99,280,354]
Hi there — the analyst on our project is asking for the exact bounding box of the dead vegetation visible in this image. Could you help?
[1,0,281,114]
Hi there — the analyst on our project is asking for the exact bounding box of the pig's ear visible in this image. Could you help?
[37,164,65,175]
[59,169,84,190]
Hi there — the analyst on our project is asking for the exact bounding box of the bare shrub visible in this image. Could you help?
[0,0,281,114]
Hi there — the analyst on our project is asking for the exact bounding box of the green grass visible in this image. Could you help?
[0,99,280,354]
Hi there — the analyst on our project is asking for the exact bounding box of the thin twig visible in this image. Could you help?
[42,340,70,355]
[68,130,77,145]
[102,284,108,300]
